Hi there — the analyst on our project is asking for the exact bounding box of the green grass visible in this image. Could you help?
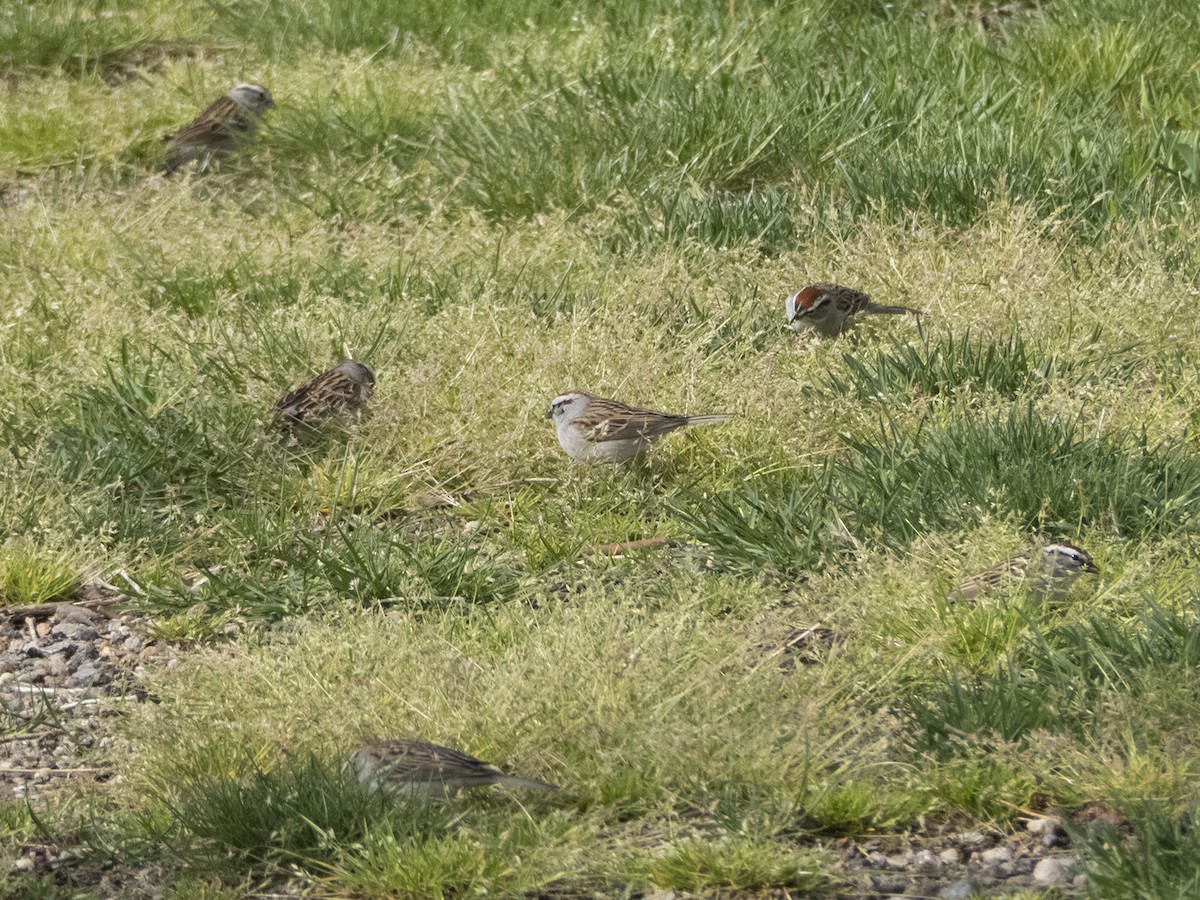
[1071,801,1200,899]
[5,0,1200,895]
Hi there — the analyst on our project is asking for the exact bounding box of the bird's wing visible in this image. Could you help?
[169,96,252,149]
[588,409,690,443]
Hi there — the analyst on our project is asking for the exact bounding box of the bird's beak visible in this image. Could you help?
[1084,560,1101,575]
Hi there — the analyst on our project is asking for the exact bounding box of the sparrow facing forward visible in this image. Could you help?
[950,541,1100,605]
[275,359,375,427]
[164,83,274,176]
[786,282,920,337]
[546,391,733,463]
[347,738,559,799]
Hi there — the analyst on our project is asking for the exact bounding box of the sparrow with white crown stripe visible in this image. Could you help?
[786,282,920,337]
[950,541,1100,605]
[164,83,274,176]
[546,391,733,463]
[275,359,375,428]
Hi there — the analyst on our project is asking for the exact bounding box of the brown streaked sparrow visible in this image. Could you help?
[547,391,733,463]
[347,738,559,798]
[275,359,375,427]
[950,541,1100,605]
[786,282,920,337]
[164,83,274,176]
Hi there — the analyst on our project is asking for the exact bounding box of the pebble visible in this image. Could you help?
[55,605,98,625]
[938,878,975,900]
[914,849,940,870]
[956,830,986,844]
[980,846,1013,863]
[938,848,961,865]
[54,623,99,641]
[72,665,105,684]
[1033,856,1077,886]
[868,873,909,893]
[1026,816,1062,836]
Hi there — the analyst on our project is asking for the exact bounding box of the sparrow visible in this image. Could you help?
[164,83,274,176]
[274,359,375,427]
[786,282,920,337]
[950,541,1100,605]
[546,391,733,463]
[347,738,559,799]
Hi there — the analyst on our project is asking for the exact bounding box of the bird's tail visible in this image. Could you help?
[496,774,560,792]
[163,155,185,177]
[682,413,735,428]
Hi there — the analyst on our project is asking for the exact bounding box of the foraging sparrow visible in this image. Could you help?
[164,83,274,176]
[546,391,733,463]
[275,359,375,427]
[786,282,920,337]
[347,738,559,798]
[950,541,1100,605]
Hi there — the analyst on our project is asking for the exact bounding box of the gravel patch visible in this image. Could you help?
[2,586,175,882]
[835,816,1087,897]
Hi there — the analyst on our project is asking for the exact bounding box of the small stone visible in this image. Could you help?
[956,831,986,845]
[868,874,908,893]
[1033,856,1076,886]
[867,852,887,867]
[1026,816,1062,836]
[54,623,99,641]
[938,878,975,900]
[980,846,1013,864]
[912,849,939,870]
[12,856,35,872]
[40,640,76,657]
[1009,857,1036,875]
[1043,830,1069,849]
[938,848,961,865]
[55,604,98,625]
[72,665,109,685]
[885,853,910,869]
[123,634,144,652]
[36,622,52,637]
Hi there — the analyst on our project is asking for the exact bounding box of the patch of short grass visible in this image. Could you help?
[819,327,1114,404]
[1073,801,1200,899]
[0,0,183,78]
[0,538,80,606]
[625,836,828,894]
[902,599,1200,754]
[152,747,410,875]
[681,405,1200,576]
